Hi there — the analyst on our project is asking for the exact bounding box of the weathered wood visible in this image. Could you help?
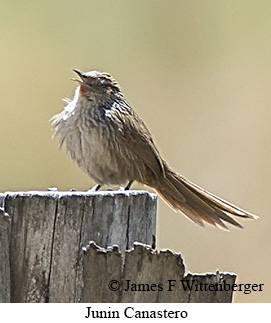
[184,272,236,303]
[2,190,156,302]
[83,242,236,303]
[0,194,4,207]
[0,206,11,303]
[6,193,57,302]
[82,243,123,302]
[1,190,236,303]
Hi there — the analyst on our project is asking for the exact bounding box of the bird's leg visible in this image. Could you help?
[118,180,134,191]
[88,184,102,192]
[125,180,133,190]
[151,234,156,250]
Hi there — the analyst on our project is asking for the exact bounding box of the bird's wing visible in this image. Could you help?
[105,100,165,179]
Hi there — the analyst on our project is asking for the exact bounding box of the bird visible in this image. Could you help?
[50,69,258,230]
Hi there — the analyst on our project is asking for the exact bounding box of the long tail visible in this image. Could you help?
[154,165,258,230]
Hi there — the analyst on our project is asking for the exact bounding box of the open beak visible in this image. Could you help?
[72,69,84,83]
[73,69,83,78]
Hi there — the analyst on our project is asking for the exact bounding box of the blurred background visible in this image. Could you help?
[0,1,270,302]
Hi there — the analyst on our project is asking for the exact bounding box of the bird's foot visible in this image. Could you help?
[118,181,134,191]
[88,184,102,192]
[48,187,58,191]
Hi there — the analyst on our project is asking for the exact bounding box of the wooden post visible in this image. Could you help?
[1,190,156,302]
[0,207,11,303]
[0,190,236,303]
[82,242,236,303]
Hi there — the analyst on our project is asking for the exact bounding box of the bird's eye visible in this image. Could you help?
[99,79,105,85]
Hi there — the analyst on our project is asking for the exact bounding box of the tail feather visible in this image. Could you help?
[154,165,258,229]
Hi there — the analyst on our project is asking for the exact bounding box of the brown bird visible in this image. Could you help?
[51,70,258,230]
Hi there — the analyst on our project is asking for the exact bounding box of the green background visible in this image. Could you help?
[1,1,270,302]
